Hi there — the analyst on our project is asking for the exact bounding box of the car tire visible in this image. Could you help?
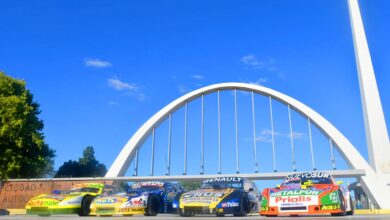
[346,195,354,215]
[79,195,94,216]
[233,193,249,217]
[331,190,346,216]
[178,209,194,217]
[216,213,225,217]
[144,194,160,216]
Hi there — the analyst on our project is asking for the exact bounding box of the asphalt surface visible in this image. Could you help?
[1,214,389,220]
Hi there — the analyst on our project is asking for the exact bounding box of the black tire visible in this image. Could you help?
[233,193,250,217]
[144,194,160,216]
[346,195,354,215]
[216,213,225,217]
[79,194,94,216]
[331,190,346,216]
[178,209,194,217]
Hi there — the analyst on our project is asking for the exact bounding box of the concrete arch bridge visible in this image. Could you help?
[106,82,390,209]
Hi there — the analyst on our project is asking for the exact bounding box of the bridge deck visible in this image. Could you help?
[6,169,365,182]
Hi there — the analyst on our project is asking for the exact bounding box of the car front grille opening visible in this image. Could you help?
[280,206,307,211]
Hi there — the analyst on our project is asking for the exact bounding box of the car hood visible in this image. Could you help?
[180,188,234,207]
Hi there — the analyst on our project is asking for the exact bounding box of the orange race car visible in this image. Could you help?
[260,171,353,217]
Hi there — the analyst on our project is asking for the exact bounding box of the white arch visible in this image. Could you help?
[106,82,390,208]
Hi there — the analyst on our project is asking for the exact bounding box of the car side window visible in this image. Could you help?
[243,179,252,192]
[166,184,174,193]
[103,186,114,195]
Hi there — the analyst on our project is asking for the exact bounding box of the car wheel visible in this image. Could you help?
[331,190,346,216]
[216,213,225,217]
[178,209,194,217]
[79,195,94,216]
[346,195,354,215]
[233,193,249,217]
[144,194,160,216]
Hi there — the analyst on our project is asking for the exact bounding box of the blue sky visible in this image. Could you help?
[1,0,389,186]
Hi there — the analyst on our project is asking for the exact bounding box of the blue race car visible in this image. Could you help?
[90,181,184,216]
[174,177,260,217]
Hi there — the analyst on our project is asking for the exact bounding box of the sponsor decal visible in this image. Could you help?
[28,200,60,207]
[270,190,320,197]
[221,202,239,207]
[132,181,164,188]
[284,172,330,181]
[95,198,118,204]
[270,196,318,207]
[181,189,231,205]
[203,177,243,183]
[321,204,340,210]
[183,192,224,198]
[59,197,82,205]
[119,207,144,212]
[261,206,269,211]
[125,196,145,207]
[329,192,339,203]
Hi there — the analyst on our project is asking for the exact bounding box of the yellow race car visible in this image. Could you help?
[26,183,121,216]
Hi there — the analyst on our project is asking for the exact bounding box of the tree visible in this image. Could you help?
[0,72,55,180]
[179,181,202,191]
[55,146,107,177]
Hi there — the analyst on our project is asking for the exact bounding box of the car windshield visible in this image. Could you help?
[67,187,100,194]
[130,186,164,192]
[130,181,165,193]
[282,172,333,186]
[201,177,244,189]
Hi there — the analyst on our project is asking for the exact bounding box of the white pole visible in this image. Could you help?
[218,90,222,174]
[269,96,277,172]
[348,0,390,174]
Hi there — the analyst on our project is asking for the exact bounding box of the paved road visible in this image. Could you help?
[1,214,389,220]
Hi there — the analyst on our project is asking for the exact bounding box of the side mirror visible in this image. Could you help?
[337,180,343,185]
[275,184,281,189]
[249,188,254,192]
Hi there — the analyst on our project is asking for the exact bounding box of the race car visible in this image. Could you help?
[260,171,354,217]
[90,181,183,216]
[174,177,260,217]
[26,183,121,216]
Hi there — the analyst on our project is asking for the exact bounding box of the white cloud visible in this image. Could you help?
[190,74,204,80]
[241,55,266,68]
[107,77,137,91]
[254,129,306,142]
[178,85,188,94]
[241,55,286,79]
[278,72,285,79]
[107,101,119,106]
[85,58,112,68]
[247,78,268,85]
[136,93,147,101]
[107,77,147,101]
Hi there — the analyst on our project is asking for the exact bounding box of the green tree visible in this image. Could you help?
[55,146,107,177]
[0,72,55,180]
[179,181,202,191]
